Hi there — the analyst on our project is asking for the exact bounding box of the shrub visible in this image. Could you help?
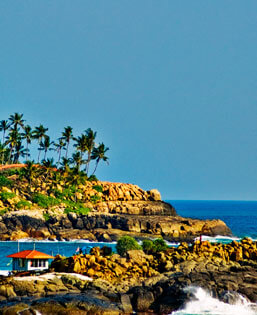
[0,192,16,202]
[90,195,101,203]
[92,185,103,193]
[88,175,98,182]
[142,239,155,254]
[16,200,31,210]
[116,236,141,257]
[153,238,168,252]
[43,212,51,221]
[0,208,8,215]
[0,175,13,188]
[32,193,61,209]
[142,238,168,254]
[64,204,91,215]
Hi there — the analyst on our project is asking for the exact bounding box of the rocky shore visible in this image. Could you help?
[0,238,257,314]
[0,181,231,242]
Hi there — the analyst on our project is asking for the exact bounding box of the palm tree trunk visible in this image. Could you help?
[25,141,28,161]
[8,146,13,164]
[38,149,41,163]
[65,141,69,159]
[92,160,99,175]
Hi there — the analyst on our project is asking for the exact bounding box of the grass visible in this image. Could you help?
[0,191,16,202]
[32,193,61,209]
[16,200,31,210]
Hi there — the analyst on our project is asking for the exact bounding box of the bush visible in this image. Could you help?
[32,193,61,209]
[16,200,31,210]
[0,208,8,215]
[0,175,13,188]
[43,212,51,221]
[90,195,101,203]
[63,200,91,215]
[116,236,141,257]
[0,192,16,202]
[142,238,168,254]
[88,175,98,182]
[142,239,154,254]
[92,185,103,193]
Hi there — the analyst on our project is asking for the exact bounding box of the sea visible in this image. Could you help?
[0,200,257,314]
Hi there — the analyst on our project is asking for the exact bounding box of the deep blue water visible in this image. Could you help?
[167,200,257,239]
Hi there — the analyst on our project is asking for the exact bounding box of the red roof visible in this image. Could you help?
[7,250,54,259]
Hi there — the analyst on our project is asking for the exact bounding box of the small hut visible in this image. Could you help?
[7,250,54,272]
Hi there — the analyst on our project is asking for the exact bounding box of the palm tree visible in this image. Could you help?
[62,126,73,159]
[9,113,25,131]
[84,128,97,174]
[21,160,38,192]
[71,151,84,171]
[0,120,10,145]
[13,141,28,163]
[5,129,21,163]
[39,135,53,161]
[21,125,33,161]
[0,141,9,165]
[74,134,88,171]
[54,138,66,168]
[42,158,56,181]
[91,143,109,175]
[33,124,48,162]
[0,120,10,165]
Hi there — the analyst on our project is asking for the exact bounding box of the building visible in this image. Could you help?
[7,250,54,272]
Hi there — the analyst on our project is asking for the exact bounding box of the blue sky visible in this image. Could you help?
[0,1,256,200]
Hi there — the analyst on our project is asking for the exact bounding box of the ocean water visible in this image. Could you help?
[167,200,257,240]
[0,200,256,314]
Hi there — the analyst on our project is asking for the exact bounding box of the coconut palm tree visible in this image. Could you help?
[0,141,9,165]
[74,134,88,171]
[42,158,56,181]
[0,120,10,145]
[84,128,97,174]
[62,126,73,159]
[5,129,21,163]
[91,143,109,175]
[21,125,33,161]
[13,141,28,163]
[54,138,66,168]
[71,151,85,171]
[33,125,49,162]
[0,120,10,164]
[39,135,54,161]
[21,160,38,192]
[9,113,25,131]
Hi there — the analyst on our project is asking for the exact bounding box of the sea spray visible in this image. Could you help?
[171,286,257,315]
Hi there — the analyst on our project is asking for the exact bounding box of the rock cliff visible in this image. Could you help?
[0,180,232,241]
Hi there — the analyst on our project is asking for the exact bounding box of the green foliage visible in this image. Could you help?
[153,238,168,252]
[142,240,154,254]
[0,191,16,202]
[0,175,13,188]
[116,236,142,257]
[92,185,103,193]
[0,208,8,215]
[64,202,91,215]
[142,238,168,254]
[90,195,101,203]
[16,200,31,209]
[88,175,98,182]
[43,212,51,221]
[32,193,61,209]
[2,169,22,177]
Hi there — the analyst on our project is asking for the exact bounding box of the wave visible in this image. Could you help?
[171,287,257,315]
[194,235,257,243]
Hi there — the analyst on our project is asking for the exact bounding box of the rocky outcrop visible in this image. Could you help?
[0,208,231,242]
[1,239,257,314]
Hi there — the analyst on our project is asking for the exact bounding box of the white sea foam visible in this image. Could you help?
[171,287,257,315]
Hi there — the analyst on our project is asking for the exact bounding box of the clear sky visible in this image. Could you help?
[0,1,256,200]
